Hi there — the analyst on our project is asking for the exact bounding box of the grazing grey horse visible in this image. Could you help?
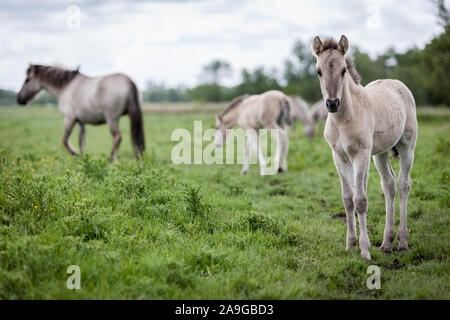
[288,96,315,138]
[312,36,417,260]
[17,64,145,161]
[214,90,292,175]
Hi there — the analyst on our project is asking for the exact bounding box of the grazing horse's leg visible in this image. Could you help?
[268,128,281,174]
[78,123,86,156]
[62,118,78,155]
[396,145,414,250]
[106,118,122,162]
[241,130,257,175]
[241,134,251,175]
[279,128,288,173]
[333,151,357,250]
[257,132,267,176]
[374,152,396,252]
[352,153,371,260]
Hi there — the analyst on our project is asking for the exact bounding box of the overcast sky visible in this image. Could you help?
[0,0,446,91]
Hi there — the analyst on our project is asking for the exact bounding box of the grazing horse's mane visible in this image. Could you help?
[320,37,361,85]
[29,64,80,88]
[220,94,249,117]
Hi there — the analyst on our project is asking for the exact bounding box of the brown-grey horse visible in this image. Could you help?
[17,64,145,161]
[312,36,417,260]
[288,96,315,138]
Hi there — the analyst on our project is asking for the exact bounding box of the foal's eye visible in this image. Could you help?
[25,78,30,83]
[341,68,346,76]
[317,70,322,77]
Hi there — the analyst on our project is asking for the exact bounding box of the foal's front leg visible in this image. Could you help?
[351,152,372,260]
[333,151,357,250]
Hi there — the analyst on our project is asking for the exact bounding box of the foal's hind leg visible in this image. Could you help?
[396,145,415,250]
[106,118,122,162]
[62,117,78,155]
[374,153,396,252]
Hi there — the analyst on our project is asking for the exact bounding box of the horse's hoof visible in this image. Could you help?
[379,245,392,253]
[396,243,409,251]
[240,169,248,175]
[361,251,372,261]
[278,168,287,173]
[346,237,358,251]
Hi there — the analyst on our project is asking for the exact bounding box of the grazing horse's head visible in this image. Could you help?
[17,64,80,105]
[17,65,43,105]
[214,114,228,147]
[312,35,350,113]
[214,94,248,147]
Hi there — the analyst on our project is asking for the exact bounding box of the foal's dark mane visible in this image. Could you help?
[220,94,249,116]
[321,37,361,85]
[29,65,80,88]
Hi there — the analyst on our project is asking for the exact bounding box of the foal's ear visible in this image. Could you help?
[312,36,324,57]
[337,35,349,56]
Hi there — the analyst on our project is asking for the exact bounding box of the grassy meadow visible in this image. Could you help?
[0,105,448,299]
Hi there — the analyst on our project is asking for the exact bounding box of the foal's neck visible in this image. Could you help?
[331,75,361,121]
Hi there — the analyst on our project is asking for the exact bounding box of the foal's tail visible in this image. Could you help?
[127,80,145,157]
[277,97,292,127]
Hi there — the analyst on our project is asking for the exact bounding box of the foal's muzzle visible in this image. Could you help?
[326,98,340,113]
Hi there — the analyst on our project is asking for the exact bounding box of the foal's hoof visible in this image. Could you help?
[396,243,409,251]
[278,167,287,173]
[361,251,372,261]
[240,169,248,175]
[379,245,392,253]
[379,242,393,253]
[346,237,358,251]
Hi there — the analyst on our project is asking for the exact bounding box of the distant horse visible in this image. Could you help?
[287,96,315,138]
[312,36,417,260]
[310,100,328,123]
[17,64,145,161]
[214,90,292,175]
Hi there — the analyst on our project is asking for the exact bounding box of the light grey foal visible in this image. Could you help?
[312,36,417,260]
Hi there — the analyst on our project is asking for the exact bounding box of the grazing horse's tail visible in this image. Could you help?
[277,97,292,127]
[127,80,145,157]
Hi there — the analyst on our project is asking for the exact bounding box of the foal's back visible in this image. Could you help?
[364,79,417,154]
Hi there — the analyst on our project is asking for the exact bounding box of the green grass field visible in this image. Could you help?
[0,106,448,299]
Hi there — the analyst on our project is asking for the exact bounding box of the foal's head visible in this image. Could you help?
[312,35,350,113]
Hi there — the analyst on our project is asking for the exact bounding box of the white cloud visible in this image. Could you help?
[0,0,444,91]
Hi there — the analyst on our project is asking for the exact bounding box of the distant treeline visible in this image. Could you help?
[144,2,449,106]
[145,22,449,106]
[1,1,448,107]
